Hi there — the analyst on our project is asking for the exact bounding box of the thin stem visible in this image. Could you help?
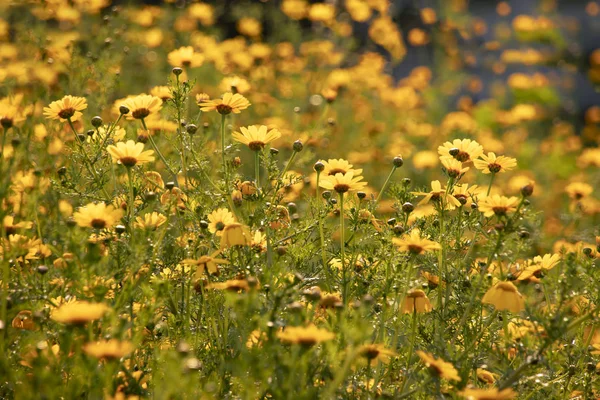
[220,114,229,190]
[141,119,178,182]
[340,192,347,304]
[254,150,260,189]
[316,171,329,288]
[67,118,111,199]
[376,166,397,203]
[399,310,418,393]
[486,172,496,196]
[126,167,135,229]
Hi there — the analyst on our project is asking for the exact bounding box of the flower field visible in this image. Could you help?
[0,0,599,399]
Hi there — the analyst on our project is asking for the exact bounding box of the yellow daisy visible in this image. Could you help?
[232,125,281,151]
[392,229,441,255]
[121,94,162,120]
[107,140,155,167]
[319,171,367,194]
[478,195,519,218]
[473,152,517,174]
[199,92,251,115]
[73,202,124,229]
[43,95,88,122]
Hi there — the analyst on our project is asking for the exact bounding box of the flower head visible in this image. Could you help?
[107,140,155,167]
[73,202,124,230]
[43,95,87,122]
[183,254,229,278]
[232,125,281,151]
[474,152,517,174]
[199,92,251,115]
[438,139,483,162]
[134,212,167,230]
[482,281,525,313]
[319,171,367,194]
[402,289,433,313]
[167,46,204,68]
[412,180,461,209]
[277,324,335,346]
[357,344,397,365]
[51,301,110,325]
[416,351,461,381]
[121,94,162,120]
[478,195,519,218]
[83,340,134,360]
[392,229,441,255]
[459,387,517,399]
[207,208,236,236]
[441,156,469,178]
[320,159,363,177]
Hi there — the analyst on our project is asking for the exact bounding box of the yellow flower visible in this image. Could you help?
[199,92,251,115]
[416,351,461,381]
[459,387,517,399]
[207,208,236,236]
[565,182,593,200]
[220,76,251,94]
[121,94,162,120]
[277,324,335,346]
[220,223,252,249]
[319,171,367,194]
[149,86,173,101]
[43,95,87,122]
[167,46,204,68]
[401,289,433,313]
[478,195,519,218]
[357,343,397,365]
[473,152,517,174]
[309,3,335,22]
[516,253,561,281]
[237,17,262,37]
[482,281,525,313]
[320,159,363,177]
[73,202,124,229]
[51,301,110,325]
[83,339,134,360]
[12,310,35,330]
[182,252,229,278]
[412,180,461,209]
[441,156,469,178]
[438,139,484,163]
[476,368,499,384]
[207,279,253,292]
[451,184,481,208]
[134,212,167,230]
[232,125,281,151]
[392,229,441,255]
[107,140,155,167]
[3,215,33,235]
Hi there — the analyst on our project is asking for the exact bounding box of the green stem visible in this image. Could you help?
[399,310,418,394]
[220,114,229,190]
[142,119,178,183]
[254,150,260,189]
[340,192,347,304]
[486,172,496,196]
[316,171,329,288]
[126,168,135,229]
[67,118,111,199]
[375,166,397,203]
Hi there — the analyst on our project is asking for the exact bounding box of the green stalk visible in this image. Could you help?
[126,167,135,229]
[254,150,260,189]
[486,172,496,196]
[141,119,178,182]
[316,171,329,287]
[340,192,347,304]
[375,165,397,203]
[220,114,229,190]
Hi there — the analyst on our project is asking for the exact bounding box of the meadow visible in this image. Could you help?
[0,0,599,398]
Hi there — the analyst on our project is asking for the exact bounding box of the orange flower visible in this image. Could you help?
[482,281,525,313]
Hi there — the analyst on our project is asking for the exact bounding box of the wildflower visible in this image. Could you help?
[517,253,561,281]
[438,139,484,162]
[309,3,335,22]
[0,103,26,129]
[150,86,173,101]
[565,182,593,200]
[51,301,110,325]
[476,368,499,384]
[237,17,262,37]
[199,92,251,115]
[220,223,252,249]
[11,310,35,330]
[357,344,397,365]
[452,184,481,207]
[392,229,441,255]
[107,140,155,167]
[474,152,517,174]
[412,180,461,209]
[207,279,252,292]
[478,195,519,218]
[121,94,162,120]
[232,125,281,151]
[441,156,469,178]
[43,95,87,122]
[402,289,433,313]
[416,351,461,381]
[220,76,251,95]
[73,202,124,230]
[83,340,134,360]
[251,230,267,252]
[134,212,167,230]
[167,46,204,68]
[182,254,229,278]
[320,159,363,176]
[319,171,367,194]
[277,324,335,346]
[3,215,33,235]
[459,387,517,399]
[207,208,236,236]
[482,281,525,313]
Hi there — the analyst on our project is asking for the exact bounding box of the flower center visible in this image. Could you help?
[91,219,107,229]
[215,221,225,231]
[58,108,75,120]
[182,60,191,67]
[492,206,508,216]
[328,168,346,175]
[1,117,13,129]
[488,163,502,173]
[334,183,350,193]
[407,244,424,254]
[132,108,150,119]
[120,156,138,167]
[363,348,381,360]
[454,194,467,204]
[248,141,265,151]
[454,151,470,162]
[216,104,233,115]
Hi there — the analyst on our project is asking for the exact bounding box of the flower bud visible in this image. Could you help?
[357,191,366,200]
[521,182,534,197]
[393,156,404,168]
[270,148,279,156]
[172,67,183,76]
[293,140,303,152]
[119,105,129,115]
[91,116,103,128]
[313,161,325,173]
[186,124,197,135]
[232,190,243,206]
[402,202,414,213]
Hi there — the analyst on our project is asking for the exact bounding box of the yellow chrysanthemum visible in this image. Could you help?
[134,212,167,230]
[392,229,441,255]
[232,125,281,151]
[277,324,335,346]
[482,281,525,313]
[121,94,162,120]
[107,140,155,167]
[478,195,519,218]
[438,138,484,162]
[319,171,367,194]
[199,92,251,115]
[43,95,88,122]
[167,46,204,68]
[83,339,134,360]
[207,208,236,236]
[73,202,124,229]
[416,351,461,381]
[473,152,517,174]
[51,301,110,325]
